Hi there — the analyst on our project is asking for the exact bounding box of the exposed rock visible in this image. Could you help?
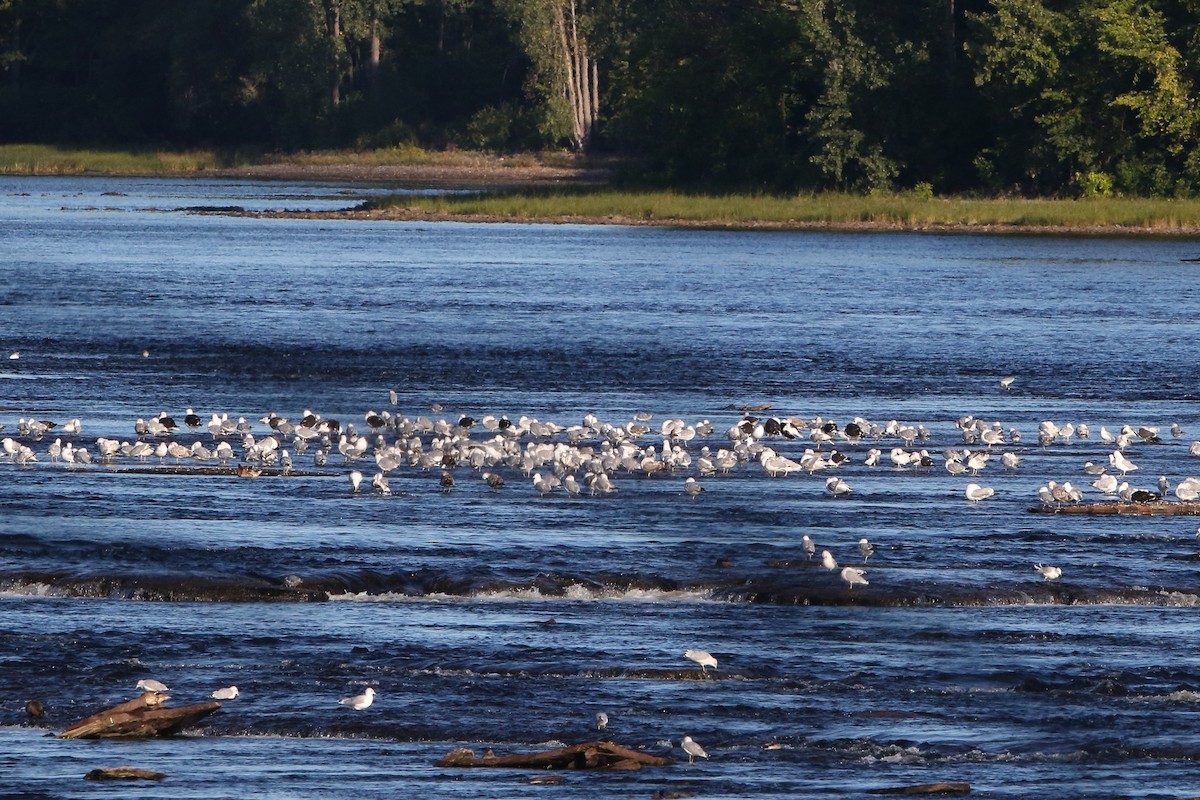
[1030,501,1200,516]
[84,767,168,781]
[436,741,671,770]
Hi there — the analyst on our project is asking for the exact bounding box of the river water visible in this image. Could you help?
[2,176,1200,798]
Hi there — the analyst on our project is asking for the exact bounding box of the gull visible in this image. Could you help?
[801,534,816,560]
[965,483,995,503]
[136,679,169,693]
[1159,475,1171,496]
[945,459,967,476]
[681,735,709,764]
[1034,564,1062,581]
[824,476,852,497]
[7,352,18,360]
[596,712,609,731]
[684,649,718,675]
[840,566,869,589]
[683,477,705,498]
[981,428,1005,447]
[1000,376,1015,390]
[532,472,559,495]
[338,686,376,710]
[482,471,505,489]
[1083,461,1106,476]
[1091,474,1118,495]
[212,686,239,700]
[563,475,581,497]
[821,550,838,571]
[1000,452,1023,470]
[858,538,874,562]
[372,472,391,495]
[349,470,363,493]
[1171,422,1184,438]
[1109,450,1139,476]
[439,470,455,491]
[1176,479,1200,502]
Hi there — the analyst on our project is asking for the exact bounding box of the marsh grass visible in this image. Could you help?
[372,188,1200,230]
[0,144,573,175]
[0,144,235,174]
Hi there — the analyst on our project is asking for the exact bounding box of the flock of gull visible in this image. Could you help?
[3,388,1199,590]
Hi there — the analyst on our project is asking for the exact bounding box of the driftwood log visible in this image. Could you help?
[436,741,672,770]
[84,767,169,781]
[1030,501,1200,516]
[60,693,221,739]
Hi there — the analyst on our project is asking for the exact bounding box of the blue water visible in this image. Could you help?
[2,176,1200,798]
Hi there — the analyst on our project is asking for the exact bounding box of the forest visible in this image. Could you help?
[2,0,1200,196]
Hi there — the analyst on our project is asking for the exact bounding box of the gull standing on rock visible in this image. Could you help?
[840,566,869,589]
[1034,564,1062,581]
[680,735,709,764]
[802,534,816,560]
[684,649,718,675]
[821,549,838,571]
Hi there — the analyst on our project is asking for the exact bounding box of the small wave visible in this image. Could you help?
[329,584,720,604]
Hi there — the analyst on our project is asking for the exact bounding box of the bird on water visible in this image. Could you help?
[338,687,376,710]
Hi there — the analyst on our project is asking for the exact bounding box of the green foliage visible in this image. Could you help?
[462,103,543,151]
[3,0,1200,195]
[1074,170,1114,197]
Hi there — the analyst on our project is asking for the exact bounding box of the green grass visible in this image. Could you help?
[0,144,237,174]
[369,188,1200,231]
[0,143,573,175]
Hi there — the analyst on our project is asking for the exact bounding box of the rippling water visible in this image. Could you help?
[3,176,1200,798]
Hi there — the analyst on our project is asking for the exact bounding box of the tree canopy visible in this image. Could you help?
[2,0,1199,195]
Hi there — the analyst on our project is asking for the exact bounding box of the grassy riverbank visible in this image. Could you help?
[6,144,1200,233]
[0,143,585,179]
[363,188,1200,233]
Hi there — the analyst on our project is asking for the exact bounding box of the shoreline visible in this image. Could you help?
[10,158,1200,236]
[243,205,1200,237]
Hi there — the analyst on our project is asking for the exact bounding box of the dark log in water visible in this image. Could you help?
[84,767,169,781]
[436,741,672,770]
[1029,501,1200,516]
[60,694,221,739]
[866,783,971,795]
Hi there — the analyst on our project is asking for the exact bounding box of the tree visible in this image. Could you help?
[496,0,600,150]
